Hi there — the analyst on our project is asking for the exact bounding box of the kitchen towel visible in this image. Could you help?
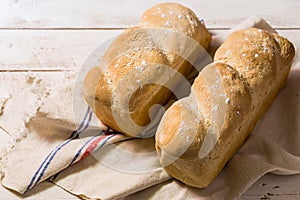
[1,17,300,200]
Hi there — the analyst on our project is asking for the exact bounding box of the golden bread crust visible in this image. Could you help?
[155,28,295,187]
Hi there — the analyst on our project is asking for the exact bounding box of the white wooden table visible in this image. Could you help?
[0,0,299,199]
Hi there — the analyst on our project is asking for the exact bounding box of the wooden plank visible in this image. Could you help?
[0,30,299,198]
[0,30,299,71]
[2,174,299,200]
[1,62,300,199]
[0,30,122,70]
[0,0,299,29]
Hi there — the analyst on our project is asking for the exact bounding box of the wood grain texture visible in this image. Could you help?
[0,0,299,29]
[0,30,299,199]
[0,0,299,199]
[0,30,298,71]
[0,30,122,70]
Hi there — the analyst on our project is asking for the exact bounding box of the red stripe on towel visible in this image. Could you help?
[79,135,110,161]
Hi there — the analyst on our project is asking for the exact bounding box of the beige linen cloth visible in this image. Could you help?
[1,17,300,200]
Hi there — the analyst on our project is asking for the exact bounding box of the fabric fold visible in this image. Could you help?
[1,17,299,200]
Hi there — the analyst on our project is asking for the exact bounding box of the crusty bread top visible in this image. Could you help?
[87,28,170,134]
[140,2,211,50]
[157,28,295,156]
[156,62,251,165]
[214,28,295,108]
[84,2,212,136]
[155,28,295,187]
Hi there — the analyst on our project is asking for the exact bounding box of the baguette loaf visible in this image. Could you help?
[84,3,211,136]
[155,28,295,188]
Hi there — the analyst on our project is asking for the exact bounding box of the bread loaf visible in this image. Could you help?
[84,3,211,136]
[155,28,295,188]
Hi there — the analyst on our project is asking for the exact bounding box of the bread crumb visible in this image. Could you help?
[0,97,9,116]
[268,130,272,133]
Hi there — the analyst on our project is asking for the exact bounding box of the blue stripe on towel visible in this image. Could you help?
[26,106,92,192]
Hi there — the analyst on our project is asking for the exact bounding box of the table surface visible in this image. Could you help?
[0,0,300,199]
